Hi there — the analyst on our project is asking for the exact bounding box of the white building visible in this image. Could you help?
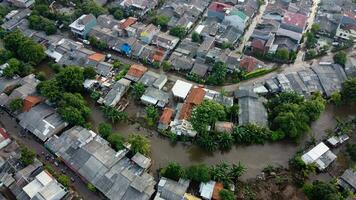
[171,80,193,100]
[301,142,337,170]
[22,170,67,200]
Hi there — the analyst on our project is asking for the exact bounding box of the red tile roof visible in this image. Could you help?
[88,53,106,62]
[208,2,233,13]
[159,108,174,125]
[179,87,206,120]
[282,11,307,29]
[0,128,9,139]
[127,64,148,78]
[251,38,266,51]
[240,56,258,72]
[120,17,137,29]
[186,87,206,105]
[212,182,224,200]
[23,96,41,112]
[151,49,165,62]
[179,102,193,120]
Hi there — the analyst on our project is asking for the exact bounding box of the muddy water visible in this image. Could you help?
[36,61,55,80]
[85,93,356,179]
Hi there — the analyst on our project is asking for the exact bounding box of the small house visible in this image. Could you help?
[140,87,170,108]
[158,107,174,130]
[153,75,168,90]
[156,177,190,200]
[102,78,131,107]
[125,64,148,82]
[301,142,337,171]
[171,80,193,100]
[69,14,97,39]
[338,169,356,193]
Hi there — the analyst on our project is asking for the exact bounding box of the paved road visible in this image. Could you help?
[0,110,103,200]
[294,0,321,64]
[236,0,268,53]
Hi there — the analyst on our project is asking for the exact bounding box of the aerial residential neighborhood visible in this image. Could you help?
[0,0,355,199]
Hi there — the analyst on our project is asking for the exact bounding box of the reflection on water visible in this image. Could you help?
[85,93,356,179]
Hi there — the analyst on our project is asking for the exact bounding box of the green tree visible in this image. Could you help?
[145,105,158,127]
[101,106,128,123]
[108,134,125,151]
[275,49,290,61]
[78,0,106,17]
[191,32,202,43]
[206,62,228,85]
[2,58,20,78]
[162,60,172,71]
[340,78,356,104]
[98,122,112,139]
[128,134,151,156]
[303,181,344,200]
[232,124,273,144]
[89,36,107,51]
[160,162,185,181]
[190,100,226,133]
[59,106,86,126]
[0,49,13,64]
[310,24,320,33]
[347,143,356,161]
[229,162,246,183]
[217,132,234,150]
[36,79,62,103]
[131,82,146,100]
[330,91,342,106]
[56,66,84,93]
[58,175,70,187]
[9,98,23,112]
[196,131,218,152]
[333,51,347,66]
[152,15,170,28]
[20,147,36,166]
[113,8,124,20]
[210,162,232,187]
[219,189,235,200]
[301,92,325,121]
[169,26,186,39]
[83,67,97,79]
[87,183,97,192]
[185,164,211,183]
[305,31,317,49]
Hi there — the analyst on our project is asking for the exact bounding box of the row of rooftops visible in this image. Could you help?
[45,126,155,200]
[0,133,68,200]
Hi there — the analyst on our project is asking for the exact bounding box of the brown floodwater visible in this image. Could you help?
[85,94,356,180]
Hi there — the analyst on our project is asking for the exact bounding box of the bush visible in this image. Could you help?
[9,98,23,112]
[219,189,235,200]
[347,143,356,161]
[108,134,125,151]
[20,147,36,166]
[232,124,273,144]
[160,162,185,181]
[87,183,97,192]
[169,26,186,39]
[128,134,150,156]
[98,122,112,139]
[185,164,211,183]
[243,67,276,79]
[333,51,347,66]
[58,175,70,187]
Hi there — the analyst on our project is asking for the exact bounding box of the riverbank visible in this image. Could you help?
[85,90,356,180]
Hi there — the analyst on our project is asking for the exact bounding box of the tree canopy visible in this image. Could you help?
[56,66,84,93]
[160,162,185,181]
[206,62,228,85]
[4,31,46,64]
[20,146,36,166]
[169,26,186,39]
[340,78,356,104]
[128,134,151,156]
[190,100,226,134]
[303,181,345,200]
[333,51,347,66]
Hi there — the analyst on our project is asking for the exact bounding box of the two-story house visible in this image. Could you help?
[69,14,97,39]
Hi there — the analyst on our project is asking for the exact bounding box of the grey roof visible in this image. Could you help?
[95,62,113,77]
[1,9,32,30]
[153,75,167,89]
[141,87,170,107]
[273,36,298,51]
[157,177,190,200]
[0,78,20,94]
[298,69,324,94]
[103,78,131,107]
[219,26,241,44]
[285,72,309,96]
[311,64,347,97]
[190,62,209,77]
[97,15,120,29]
[45,126,156,200]
[236,89,267,126]
[340,169,356,191]
[18,104,67,142]
[169,52,194,71]
[175,38,199,57]
[131,153,151,169]
[139,71,160,87]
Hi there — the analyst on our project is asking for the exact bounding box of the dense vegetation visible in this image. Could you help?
[303,181,346,200]
[266,92,326,141]
[37,66,91,126]
[3,31,46,65]
[161,162,246,188]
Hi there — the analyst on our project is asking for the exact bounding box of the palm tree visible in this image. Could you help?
[229,162,246,183]
[101,106,128,123]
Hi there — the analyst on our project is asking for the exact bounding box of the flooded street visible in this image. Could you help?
[85,93,356,179]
